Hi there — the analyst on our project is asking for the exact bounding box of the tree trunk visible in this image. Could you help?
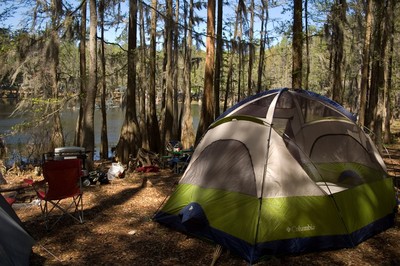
[163,0,174,144]
[368,0,388,151]
[224,45,233,112]
[116,0,141,163]
[223,3,241,111]
[138,0,149,150]
[247,0,255,96]
[304,0,310,90]
[75,0,86,147]
[237,3,243,102]
[180,0,195,149]
[292,0,303,89]
[384,0,395,144]
[331,0,346,103]
[196,0,215,144]
[172,0,180,140]
[257,0,268,93]
[49,0,64,150]
[82,0,98,166]
[359,0,372,127]
[49,40,64,150]
[148,0,161,152]
[159,24,168,151]
[238,21,243,102]
[214,0,223,118]
[99,0,109,160]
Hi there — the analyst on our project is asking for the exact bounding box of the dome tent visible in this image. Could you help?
[0,194,35,266]
[154,88,397,263]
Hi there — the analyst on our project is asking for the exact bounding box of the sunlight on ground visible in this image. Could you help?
[390,119,400,148]
[392,120,400,134]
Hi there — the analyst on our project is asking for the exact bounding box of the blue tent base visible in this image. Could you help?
[154,211,396,264]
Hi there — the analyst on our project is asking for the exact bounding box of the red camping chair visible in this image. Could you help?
[26,159,84,230]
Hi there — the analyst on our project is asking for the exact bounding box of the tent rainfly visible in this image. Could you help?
[154,88,397,264]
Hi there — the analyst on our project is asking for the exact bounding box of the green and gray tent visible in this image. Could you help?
[0,194,35,266]
[154,88,397,263]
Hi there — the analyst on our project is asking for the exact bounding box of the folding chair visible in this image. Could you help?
[175,152,192,174]
[27,159,84,230]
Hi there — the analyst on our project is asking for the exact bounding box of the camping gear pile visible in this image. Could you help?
[83,170,109,185]
[154,88,397,263]
[163,141,193,173]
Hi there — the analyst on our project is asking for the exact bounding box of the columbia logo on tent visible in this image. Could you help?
[286,225,316,233]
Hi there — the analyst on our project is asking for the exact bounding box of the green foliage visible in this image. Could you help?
[0,28,16,83]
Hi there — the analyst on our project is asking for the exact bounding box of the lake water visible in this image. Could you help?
[0,100,200,163]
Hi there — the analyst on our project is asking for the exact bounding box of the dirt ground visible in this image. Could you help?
[1,145,400,266]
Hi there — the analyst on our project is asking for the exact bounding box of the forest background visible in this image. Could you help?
[0,0,399,168]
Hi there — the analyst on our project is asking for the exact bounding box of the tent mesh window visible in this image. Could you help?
[309,134,386,184]
[296,94,348,123]
[273,91,386,188]
[231,94,275,118]
[272,92,296,137]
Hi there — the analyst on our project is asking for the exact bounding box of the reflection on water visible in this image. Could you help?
[0,101,24,141]
[0,101,200,162]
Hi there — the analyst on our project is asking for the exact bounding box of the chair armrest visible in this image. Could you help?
[24,179,48,200]
[24,178,46,185]
[24,179,47,190]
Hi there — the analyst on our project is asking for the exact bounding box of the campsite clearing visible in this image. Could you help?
[0,147,398,265]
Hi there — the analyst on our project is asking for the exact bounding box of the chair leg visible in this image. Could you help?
[73,195,84,223]
[40,200,60,230]
[39,195,84,230]
[39,200,49,230]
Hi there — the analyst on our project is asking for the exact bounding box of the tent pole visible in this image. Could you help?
[252,91,283,258]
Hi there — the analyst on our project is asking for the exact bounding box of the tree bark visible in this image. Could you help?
[224,45,233,112]
[304,0,309,90]
[214,0,223,118]
[196,0,215,144]
[172,0,180,140]
[138,0,149,150]
[75,0,86,147]
[359,0,372,127]
[292,0,303,89]
[99,0,109,159]
[180,0,195,149]
[223,3,241,111]
[237,11,243,103]
[257,0,268,93]
[331,0,346,103]
[148,0,161,152]
[384,0,395,144]
[82,0,98,166]
[163,0,174,144]
[116,0,141,163]
[49,0,64,150]
[368,0,388,151]
[247,0,255,96]
[159,30,168,151]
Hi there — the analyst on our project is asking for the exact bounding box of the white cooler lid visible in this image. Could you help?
[54,146,85,153]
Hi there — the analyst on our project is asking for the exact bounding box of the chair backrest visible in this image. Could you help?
[42,159,82,200]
